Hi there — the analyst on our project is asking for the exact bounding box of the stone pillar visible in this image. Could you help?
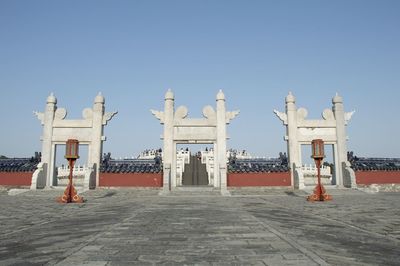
[286,92,300,188]
[42,93,56,188]
[91,93,105,187]
[163,89,174,191]
[171,142,177,188]
[216,90,227,190]
[333,94,347,187]
[213,142,218,188]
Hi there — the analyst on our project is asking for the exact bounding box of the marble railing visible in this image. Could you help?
[301,164,332,177]
[57,165,95,189]
[301,164,332,186]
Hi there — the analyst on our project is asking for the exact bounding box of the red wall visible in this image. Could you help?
[0,172,33,186]
[99,173,163,187]
[356,171,400,185]
[4,170,399,188]
[228,172,291,187]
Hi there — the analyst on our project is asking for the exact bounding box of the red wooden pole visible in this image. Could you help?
[307,158,332,202]
[57,158,84,203]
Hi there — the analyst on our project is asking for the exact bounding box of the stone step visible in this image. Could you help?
[302,186,366,195]
[159,186,226,196]
[174,186,216,192]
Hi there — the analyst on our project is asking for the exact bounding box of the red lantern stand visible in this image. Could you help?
[57,139,84,203]
[307,139,332,202]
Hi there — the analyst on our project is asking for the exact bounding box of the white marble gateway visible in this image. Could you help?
[152,90,239,194]
[31,93,117,190]
[274,92,356,189]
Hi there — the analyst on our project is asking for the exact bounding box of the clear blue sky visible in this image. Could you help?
[1,0,399,160]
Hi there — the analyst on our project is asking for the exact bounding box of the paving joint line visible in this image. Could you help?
[259,197,400,244]
[240,208,329,266]
[1,199,120,237]
[49,206,145,265]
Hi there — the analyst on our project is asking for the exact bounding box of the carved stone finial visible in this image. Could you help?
[95,92,105,104]
[165,89,174,100]
[333,93,343,104]
[47,93,57,104]
[216,89,225,101]
[286,91,295,103]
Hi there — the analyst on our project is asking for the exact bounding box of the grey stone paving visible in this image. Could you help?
[0,187,399,265]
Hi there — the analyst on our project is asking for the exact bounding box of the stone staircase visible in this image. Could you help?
[161,186,223,196]
[182,155,209,186]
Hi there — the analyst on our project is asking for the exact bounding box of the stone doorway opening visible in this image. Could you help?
[301,143,336,187]
[152,90,239,193]
[54,144,88,187]
[176,144,214,187]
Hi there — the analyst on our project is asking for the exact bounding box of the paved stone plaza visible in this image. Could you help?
[0,188,399,265]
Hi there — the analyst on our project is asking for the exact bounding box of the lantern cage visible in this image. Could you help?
[65,139,80,160]
[311,139,325,160]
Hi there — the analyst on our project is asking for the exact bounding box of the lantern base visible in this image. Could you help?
[57,183,84,203]
[307,184,332,202]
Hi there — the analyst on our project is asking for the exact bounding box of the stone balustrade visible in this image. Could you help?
[301,164,332,177]
[301,164,332,186]
[176,150,190,185]
[201,151,214,183]
[57,165,94,188]
[57,165,89,177]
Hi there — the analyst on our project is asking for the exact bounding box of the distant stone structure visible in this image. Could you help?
[274,92,356,189]
[32,93,117,189]
[152,90,239,194]
[2,90,394,190]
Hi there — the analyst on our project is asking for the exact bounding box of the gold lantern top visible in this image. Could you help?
[65,139,80,160]
[311,139,325,160]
